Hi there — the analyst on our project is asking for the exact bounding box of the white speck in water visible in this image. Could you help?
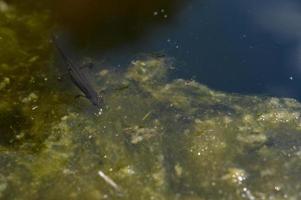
[167,38,171,43]
[164,14,168,18]
[126,166,135,175]
[242,187,255,200]
[153,11,158,16]
[274,186,281,191]
[32,106,38,110]
[175,45,179,49]
[161,9,165,13]
[97,108,103,116]
[289,76,294,80]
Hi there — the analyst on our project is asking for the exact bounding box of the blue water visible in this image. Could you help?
[91,0,301,100]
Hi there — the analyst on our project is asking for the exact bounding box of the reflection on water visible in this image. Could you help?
[67,0,301,101]
[1,0,301,199]
[54,0,186,49]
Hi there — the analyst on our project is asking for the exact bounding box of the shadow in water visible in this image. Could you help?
[54,0,188,50]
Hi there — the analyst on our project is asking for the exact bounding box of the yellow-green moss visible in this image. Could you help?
[1,1,301,200]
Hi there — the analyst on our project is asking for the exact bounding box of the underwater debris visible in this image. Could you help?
[21,92,38,104]
[123,126,160,144]
[97,170,122,192]
[142,111,153,121]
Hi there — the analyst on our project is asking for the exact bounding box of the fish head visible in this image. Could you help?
[91,94,104,109]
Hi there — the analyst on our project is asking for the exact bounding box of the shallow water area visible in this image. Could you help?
[1,0,301,200]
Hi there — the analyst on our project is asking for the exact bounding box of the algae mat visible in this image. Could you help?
[1,57,301,199]
[1,1,301,199]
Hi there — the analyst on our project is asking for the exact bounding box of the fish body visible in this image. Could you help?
[52,36,104,109]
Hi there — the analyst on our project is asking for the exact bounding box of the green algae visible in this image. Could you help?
[0,0,70,151]
[2,55,301,199]
[1,1,301,200]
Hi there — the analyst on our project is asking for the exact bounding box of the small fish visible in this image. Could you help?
[52,35,104,109]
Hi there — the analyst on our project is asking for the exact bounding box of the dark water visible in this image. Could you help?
[76,0,301,100]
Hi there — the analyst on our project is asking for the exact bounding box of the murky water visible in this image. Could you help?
[1,0,301,199]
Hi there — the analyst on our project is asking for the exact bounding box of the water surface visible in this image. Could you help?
[1,0,301,199]
[83,0,301,99]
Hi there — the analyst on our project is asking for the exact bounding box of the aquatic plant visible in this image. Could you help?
[1,1,301,199]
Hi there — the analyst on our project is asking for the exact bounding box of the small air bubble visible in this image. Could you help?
[96,108,103,116]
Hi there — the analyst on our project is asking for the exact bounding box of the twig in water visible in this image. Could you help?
[97,170,122,192]
[142,111,152,121]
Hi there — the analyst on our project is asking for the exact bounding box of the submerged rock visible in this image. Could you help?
[2,55,301,199]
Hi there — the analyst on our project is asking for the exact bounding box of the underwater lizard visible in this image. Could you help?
[52,35,104,109]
